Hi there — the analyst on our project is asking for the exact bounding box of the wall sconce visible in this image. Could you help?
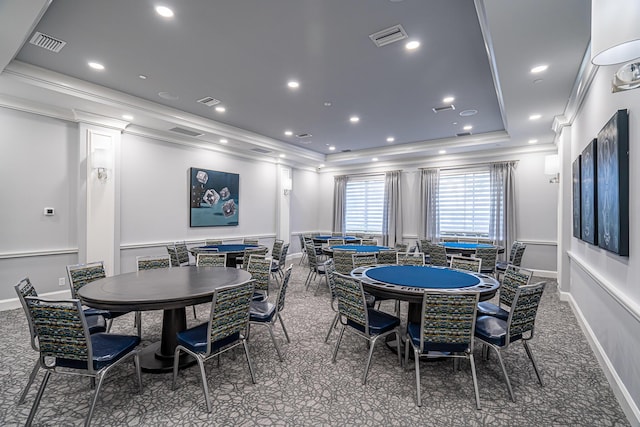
[591,0,640,67]
[544,154,560,184]
[612,61,640,92]
[92,147,111,181]
[283,177,292,195]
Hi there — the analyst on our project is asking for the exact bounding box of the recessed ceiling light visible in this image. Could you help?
[279,154,286,158]
[329,146,336,151]
[443,96,455,103]
[459,109,478,117]
[386,137,395,143]
[219,138,228,144]
[349,116,360,123]
[319,164,325,168]
[324,102,332,107]
[88,62,104,70]
[463,125,473,131]
[528,139,538,144]
[531,64,548,73]
[529,114,542,120]
[372,157,379,162]
[138,74,147,80]
[287,80,299,89]
[215,106,226,113]
[284,130,293,136]
[405,40,420,50]
[439,149,447,154]
[155,6,174,18]
[122,114,133,121]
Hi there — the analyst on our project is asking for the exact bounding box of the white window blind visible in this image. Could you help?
[438,170,491,235]
[344,178,384,234]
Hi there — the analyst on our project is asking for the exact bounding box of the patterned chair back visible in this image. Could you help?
[66,262,106,298]
[205,239,223,246]
[331,232,343,237]
[242,246,268,269]
[334,274,369,334]
[332,250,356,274]
[418,292,479,353]
[426,242,448,267]
[323,259,337,301]
[500,265,534,308]
[397,252,425,266]
[475,246,498,273]
[305,241,320,270]
[247,255,271,292]
[419,239,432,255]
[276,243,290,269]
[14,277,39,351]
[377,249,398,265]
[243,238,259,246]
[449,256,481,273]
[136,255,171,271]
[174,241,191,265]
[360,239,378,246]
[477,238,495,245]
[166,245,180,267]
[196,253,228,267]
[276,265,293,312]
[352,253,377,269]
[24,297,94,371]
[505,281,546,345]
[327,238,345,247]
[394,243,408,252]
[206,281,254,355]
[511,242,527,266]
[271,240,284,260]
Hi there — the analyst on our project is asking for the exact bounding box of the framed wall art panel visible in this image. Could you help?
[190,167,239,227]
[572,156,581,239]
[596,109,629,256]
[580,139,597,245]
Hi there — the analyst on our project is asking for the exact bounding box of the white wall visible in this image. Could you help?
[560,62,640,422]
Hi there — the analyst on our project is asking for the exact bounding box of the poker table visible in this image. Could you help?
[439,242,504,256]
[312,235,359,243]
[322,244,389,256]
[189,244,265,267]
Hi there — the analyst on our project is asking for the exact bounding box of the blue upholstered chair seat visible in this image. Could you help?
[85,313,107,334]
[406,322,470,353]
[176,322,242,354]
[475,315,522,347]
[56,333,140,370]
[495,261,509,272]
[84,307,128,320]
[476,301,509,320]
[249,300,276,322]
[346,309,400,335]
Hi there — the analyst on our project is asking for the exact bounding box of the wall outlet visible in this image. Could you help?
[58,277,65,287]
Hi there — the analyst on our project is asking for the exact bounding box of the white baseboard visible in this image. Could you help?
[0,289,72,311]
[559,290,640,426]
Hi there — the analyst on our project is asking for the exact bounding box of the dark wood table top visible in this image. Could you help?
[77,266,252,312]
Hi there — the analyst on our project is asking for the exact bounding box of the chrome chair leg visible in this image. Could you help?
[266,325,284,362]
[242,339,257,384]
[86,372,106,426]
[331,326,346,362]
[490,345,515,402]
[469,353,481,410]
[26,370,51,426]
[523,340,544,386]
[17,359,40,404]
[414,347,422,406]
[195,357,212,413]
[277,314,290,343]
[324,313,339,343]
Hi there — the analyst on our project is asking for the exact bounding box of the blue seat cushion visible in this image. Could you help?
[177,322,241,354]
[85,313,107,334]
[475,315,522,347]
[249,300,276,322]
[84,308,129,320]
[57,333,140,371]
[495,261,509,271]
[346,309,400,335]
[406,322,470,353]
[476,302,509,320]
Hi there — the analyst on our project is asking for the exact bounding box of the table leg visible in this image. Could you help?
[138,307,197,373]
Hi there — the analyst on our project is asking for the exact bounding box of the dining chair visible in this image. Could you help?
[322,259,340,341]
[394,242,408,252]
[135,255,172,332]
[172,281,256,413]
[377,249,398,265]
[303,241,328,290]
[327,238,345,247]
[205,239,223,246]
[174,241,192,266]
[298,235,308,265]
[495,241,527,279]
[23,296,142,426]
[13,277,107,405]
[405,291,481,409]
[477,265,533,320]
[66,262,129,333]
[270,242,290,283]
[243,237,259,245]
[247,255,272,301]
[331,232,343,237]
[360,239,378,246]
[477,237,495,245]
[425,242,448,267]
[196,252,228,267]
[458,237,479,244]
[166,244,180,267]
[332,274,402,385]
[249,265,293,362]
[271,239,284,259]
[419,239,432,264]
[397,252,426,266]
[241,246,268,269]
[475,246,499,276]
[352,252,377,269]
[332,249,357,275]
[474,281,547,401]
[449,256,482,273]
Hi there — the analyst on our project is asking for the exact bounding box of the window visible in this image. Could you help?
[438,170,492,236]
[344,177,384,234]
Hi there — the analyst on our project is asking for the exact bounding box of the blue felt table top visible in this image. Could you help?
[199,244,258,252]
[440,242,495,250]
[364,265,480,289]
[314,235,358,241]
[331,245,388,252]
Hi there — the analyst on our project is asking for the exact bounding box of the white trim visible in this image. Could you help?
[559,290,640,425]
[0,289,71,312]
[527,269,557,279]
[567,251,640,323]
[0,248,78,259]
[517,239,557,246]
[120,234,277,250]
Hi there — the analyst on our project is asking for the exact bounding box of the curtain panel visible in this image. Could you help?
[332,175,348,233]
[418,168,440,241]
[489,161,517,260]
[382,170,403,246]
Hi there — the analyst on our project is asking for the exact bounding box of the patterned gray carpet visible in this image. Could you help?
[0,263,630,426]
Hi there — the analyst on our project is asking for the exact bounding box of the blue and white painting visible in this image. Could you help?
[580,139,597,245]
[190,167,239,227]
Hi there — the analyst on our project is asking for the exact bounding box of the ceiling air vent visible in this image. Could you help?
[369,25,408,47]
[456,132,472,137]
[169,126,204,137]
[432,105,456,113]
[341,149,352,153]
[296,133,312,139]
[251,147,272,154]
[29,32,66,53]
[196,96,221,107]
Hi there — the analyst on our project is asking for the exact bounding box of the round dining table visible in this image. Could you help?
[312,235,359,243]
[77,266,252,373]
[189,243,266,267]
[322,244,389,256]
[439,242,504,256]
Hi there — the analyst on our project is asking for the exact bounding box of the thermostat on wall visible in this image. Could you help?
[44,207,55,216]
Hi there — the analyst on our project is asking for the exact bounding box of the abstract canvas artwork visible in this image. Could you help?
[190,167,239,227]
[580,139,597,245]
[596,109,629,256]
[572,156,581,239]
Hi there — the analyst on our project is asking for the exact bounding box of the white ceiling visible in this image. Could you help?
[0,0,591,169]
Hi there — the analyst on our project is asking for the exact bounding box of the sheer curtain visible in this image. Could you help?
[332,175,348,234]
[418,168,440,241]
[489,161,517,258]
[382,170,403,246]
